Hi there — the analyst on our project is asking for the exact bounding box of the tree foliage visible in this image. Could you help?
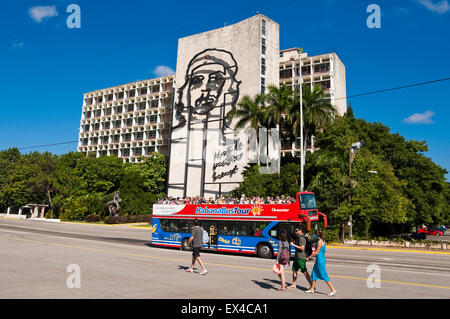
[0,149,167,221]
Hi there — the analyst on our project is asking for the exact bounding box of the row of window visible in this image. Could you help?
[83,102,168,118]
[92,147,157,157]
[279,63,331,79]
[80,130,160,145]
[84,85,172,105]
[82,116,160,131]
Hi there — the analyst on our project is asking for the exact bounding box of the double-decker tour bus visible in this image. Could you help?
[151,191,327,258]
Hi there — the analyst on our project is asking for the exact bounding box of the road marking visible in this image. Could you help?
[327,246,450,255]
[1,235,449,291]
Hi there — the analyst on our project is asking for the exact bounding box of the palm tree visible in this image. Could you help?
[227,93,267,165]
[227,93,266,132]
[288,83,336,155]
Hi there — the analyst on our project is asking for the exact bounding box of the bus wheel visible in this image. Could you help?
[181,239,192,251]
[257,243,273,259]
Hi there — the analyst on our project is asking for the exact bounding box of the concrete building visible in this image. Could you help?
[77,75,174,162]
[279,48,347,156]
[167,14,280,198]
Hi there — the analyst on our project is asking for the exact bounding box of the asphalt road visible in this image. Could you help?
[0,218,449,299]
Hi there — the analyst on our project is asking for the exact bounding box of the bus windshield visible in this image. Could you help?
[300,194,317,210]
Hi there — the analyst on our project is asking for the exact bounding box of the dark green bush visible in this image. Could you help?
[105,214,152,224]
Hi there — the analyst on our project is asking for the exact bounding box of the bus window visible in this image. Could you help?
[159,219,168,232]
[170,220,180,232]
[271,222,302,240]
[300,194,317,210]
[180,220,194,233]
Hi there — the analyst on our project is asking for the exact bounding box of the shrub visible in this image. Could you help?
[84,214,100,223]
[105,214,152,224]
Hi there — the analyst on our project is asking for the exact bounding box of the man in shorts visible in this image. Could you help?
[288,227,312,289]
[186,219,208,275]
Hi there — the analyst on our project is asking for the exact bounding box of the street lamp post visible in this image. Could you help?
[298,49,304,192]
[348,142,363,239]
[348,141,378,239]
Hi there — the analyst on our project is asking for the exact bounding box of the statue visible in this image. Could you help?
[107,192,121,217]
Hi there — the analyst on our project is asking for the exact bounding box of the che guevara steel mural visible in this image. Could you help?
[172,48,241,130]
[170,48,243,196]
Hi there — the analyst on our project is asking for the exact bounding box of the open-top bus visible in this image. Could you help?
[151,191,327,258]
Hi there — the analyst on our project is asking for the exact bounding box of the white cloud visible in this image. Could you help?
[153,65,175,77]
[28,5,58,23]
[417,0,450,14]
[403,110,435,124]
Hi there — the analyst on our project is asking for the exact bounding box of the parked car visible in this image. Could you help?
[432,226,446,233]
[418,227,443,236]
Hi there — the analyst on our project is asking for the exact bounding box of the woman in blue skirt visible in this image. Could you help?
[305,229,336,296]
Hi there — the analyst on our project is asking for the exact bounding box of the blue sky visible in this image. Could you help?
[1,0,449,179]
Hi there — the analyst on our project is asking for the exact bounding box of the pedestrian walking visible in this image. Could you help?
[288,227,313,289]
[275,231,290,291]
[305,229,336,296]
[186,219,208,275]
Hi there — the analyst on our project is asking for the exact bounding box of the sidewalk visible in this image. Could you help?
[328,240,450,254]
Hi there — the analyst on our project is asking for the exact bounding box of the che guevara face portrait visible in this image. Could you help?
[172,48,241,130]
[188,65,226,115]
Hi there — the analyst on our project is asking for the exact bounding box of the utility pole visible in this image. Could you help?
[298,49,304,192]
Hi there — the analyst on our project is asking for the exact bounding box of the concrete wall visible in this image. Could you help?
[168,14,279,198]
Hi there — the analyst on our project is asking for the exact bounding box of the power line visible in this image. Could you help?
[336,77,450,101]
[16,141,79,151]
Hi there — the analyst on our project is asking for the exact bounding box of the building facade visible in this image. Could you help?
[77,75,174,162]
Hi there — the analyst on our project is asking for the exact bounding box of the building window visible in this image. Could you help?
[122,148,130,157]
[261,78,265,86]
[152,85,159,93]
[126,118,133,127]
[280,69,292,79]
[261,65,266,75]
[102,136,109,144]
[150,115,158,123]
[151,99,159,108]
[114,120,121,129]
[115,106,123,114]
[113,134,120,143]
[147,130,157,139]
[137,117,145,125]
[139,102,146,110]
[261,46,266,55]
[124,133,131,142]
[140,88,147,95]
[136,132,144,141]
[118,92,124,100]
[128,90,135,98]
[262,19,266,35]
[127,104,134,112]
